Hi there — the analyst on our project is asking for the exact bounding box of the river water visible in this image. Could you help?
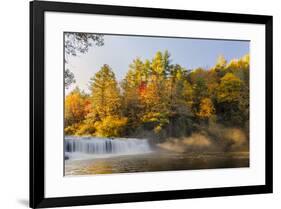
[64,137,249,175]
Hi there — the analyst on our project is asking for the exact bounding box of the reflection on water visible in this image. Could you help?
[65,151,249,176]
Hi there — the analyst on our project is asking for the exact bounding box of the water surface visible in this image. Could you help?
[65,151,249,176]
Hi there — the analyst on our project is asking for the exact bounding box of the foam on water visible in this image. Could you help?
[65,136,152,160]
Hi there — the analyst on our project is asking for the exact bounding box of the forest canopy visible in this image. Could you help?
[64,51,249,147]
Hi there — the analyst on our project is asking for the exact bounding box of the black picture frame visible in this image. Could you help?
[30,1,273,208]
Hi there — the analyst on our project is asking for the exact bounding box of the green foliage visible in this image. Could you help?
[216,73,247,125]
[217,73,244,103]
[89,64,121,119]
[64,52,249,141]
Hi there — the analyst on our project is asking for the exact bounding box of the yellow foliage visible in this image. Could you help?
[217,73,244,103]
[154,125,162,133]
[196,98,215,119]
[215,55,227,68]
[64,51,250,140]
[75,122,96,136]
[65,88,88,126]
[64,123,80,135]
[90,64,121,118]
[226,53,250,71]
[94,116,128,137]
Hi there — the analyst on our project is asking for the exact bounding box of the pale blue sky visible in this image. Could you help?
[66,34,249,94]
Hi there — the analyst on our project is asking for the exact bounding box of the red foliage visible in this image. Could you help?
[138,81,147,95]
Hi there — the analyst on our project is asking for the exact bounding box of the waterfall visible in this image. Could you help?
[65,136,152,159]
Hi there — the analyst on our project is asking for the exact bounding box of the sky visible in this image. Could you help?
[66,34,249,94]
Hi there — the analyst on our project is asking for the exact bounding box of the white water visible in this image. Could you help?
[65,136,152,160]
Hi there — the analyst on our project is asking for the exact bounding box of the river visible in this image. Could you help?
[64,136,249,176]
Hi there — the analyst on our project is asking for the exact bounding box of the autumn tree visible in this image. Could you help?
[64,88,90,134]
[224,54,249,128]
[168,64,193,114]
[89,64,121,118]
[192,76,209,115]
[215,55,227,69]
[140,51,171,134]
[121,58,148,129]
[94,116,128,137]
[165,64,194,137]
[89,64,127,137]
[216,72,245,125]
[64,51,249,141]
[196,98,215,120]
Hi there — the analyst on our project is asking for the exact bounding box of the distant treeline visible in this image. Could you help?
[64,51,249,143]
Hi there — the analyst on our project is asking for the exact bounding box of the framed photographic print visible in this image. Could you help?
[30,0,273,208]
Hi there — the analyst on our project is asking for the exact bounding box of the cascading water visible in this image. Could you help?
[65,136,152,160]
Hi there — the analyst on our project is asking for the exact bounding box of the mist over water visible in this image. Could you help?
[64,136,249,176]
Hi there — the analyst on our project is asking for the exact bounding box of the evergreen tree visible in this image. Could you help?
[89,64,121,119]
